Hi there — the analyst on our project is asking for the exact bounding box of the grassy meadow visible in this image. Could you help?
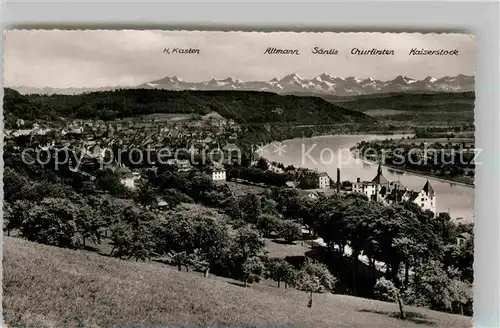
[3,237,471,328]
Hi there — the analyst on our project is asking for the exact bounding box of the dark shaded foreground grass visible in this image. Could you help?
[3,237,472,328]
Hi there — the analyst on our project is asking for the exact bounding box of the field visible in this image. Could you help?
[226,181,269,197]
[360,109,409,117]
[3,237,471,328]
[140,113,193,122]
[398,138,475,145]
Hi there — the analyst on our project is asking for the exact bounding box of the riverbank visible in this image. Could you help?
[262,133,475,190]
[263,132,474,188]
[263,132,414,148]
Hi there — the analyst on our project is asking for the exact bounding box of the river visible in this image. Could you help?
[263,134,474,222]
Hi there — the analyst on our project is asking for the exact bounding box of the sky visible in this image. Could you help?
[3,30,475,88]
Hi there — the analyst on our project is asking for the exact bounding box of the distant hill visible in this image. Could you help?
[324,91,475,112]
[3,88,372,128]
[322,91,476,125]
[3,237,472,328]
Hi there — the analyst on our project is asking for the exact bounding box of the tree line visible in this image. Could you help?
[3,88,371,129]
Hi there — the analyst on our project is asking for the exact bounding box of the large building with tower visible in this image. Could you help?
[352,163,437,215]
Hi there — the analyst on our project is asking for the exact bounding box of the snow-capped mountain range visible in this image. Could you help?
[10,73,474,96]
[140,73,474,96]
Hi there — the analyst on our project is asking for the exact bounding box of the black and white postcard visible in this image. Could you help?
[2,30,475,328]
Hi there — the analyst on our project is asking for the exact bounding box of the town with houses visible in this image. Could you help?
[6,112,437,218]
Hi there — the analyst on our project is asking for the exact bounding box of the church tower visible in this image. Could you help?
[372,162,389,185]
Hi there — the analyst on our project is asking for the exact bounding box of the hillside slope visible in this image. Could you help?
[323,92,475,125]
[3,237,471,328]
[3,88,371,128]
[325,92,475,113]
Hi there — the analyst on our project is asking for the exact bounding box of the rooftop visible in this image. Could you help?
[422,180,435,197]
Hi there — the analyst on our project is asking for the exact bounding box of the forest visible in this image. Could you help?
[3,88,372,128]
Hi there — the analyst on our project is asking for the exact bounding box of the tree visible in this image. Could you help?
[410,261,470,313]
[74,202,104,248]
[343,197,378,295]
[373,204,438,286]
[279,220,302,244]
[449,278,473,315]
[391,236,428,286]
[193,215,231,278]
[134,181,159,207]
[375,260,473,317]
[240,194,262,224]
[4,200,31,235]
[157,208,231,277]
[223,195,243,221]
[13,198,99,249]
[109,206,161,261]
[280,193,309,223]
[261,197,280,217]
[256,214,282,238]
[242,256,265,287]
[232,226,265,260]
[313,194,350,253]
[186,249,211,276]
[223,226,266,281]
[256,157,269,171]
[374,277,407,319]
[296,259,337,308]
[165,250,190,271]
[266,258,297,288]
[3,167,28,202]
[95,169,130,197]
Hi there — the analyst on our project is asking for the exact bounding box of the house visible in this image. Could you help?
[165,159,192,172]
[352,163,437,215]
[353,164,407,201]
[268,165,284,174]
[178,161,192,172]
[352,180,380,200]
[299,188,336,200]
[318,172,330,189]
[402,180,437,215]
[456,232,472,247]
[210,164,226,181]
[87,144,106,159]
[70,126,84,134]
[202,112,227,128]
[298,189,320,200]
[157,198,169,209]
[115,165,140,190]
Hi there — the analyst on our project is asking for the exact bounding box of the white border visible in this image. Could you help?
[1,1,499,327]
